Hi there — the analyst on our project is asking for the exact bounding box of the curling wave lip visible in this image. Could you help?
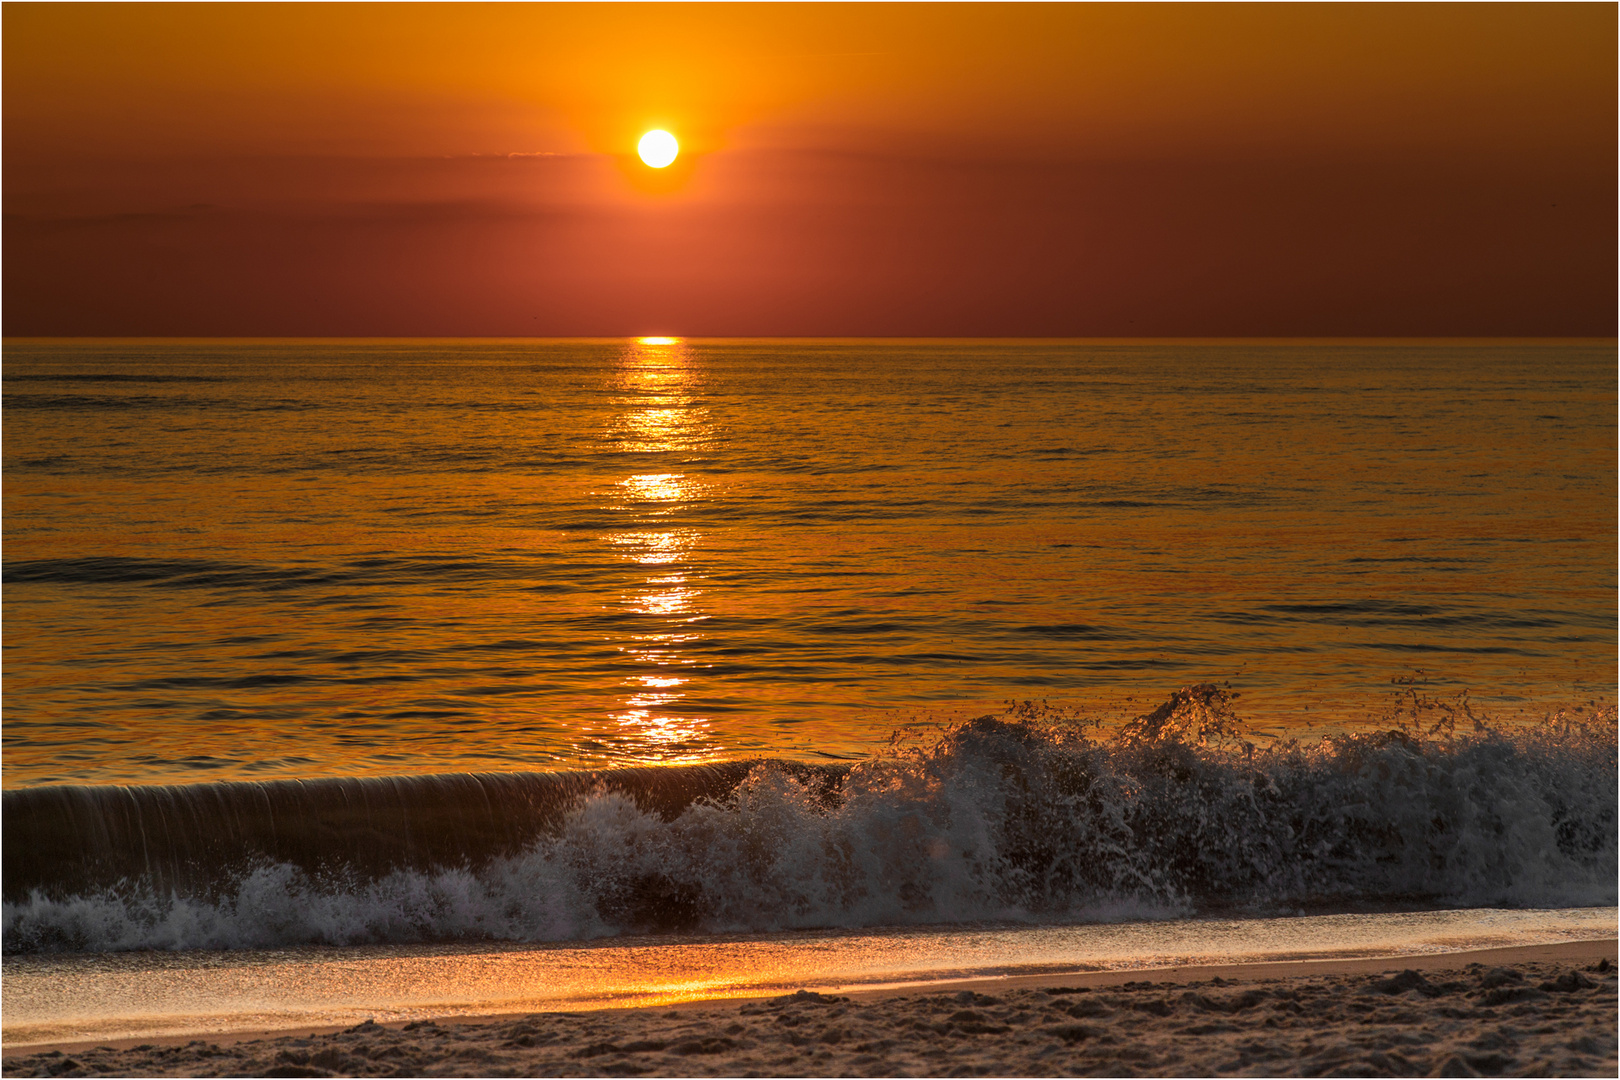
[5,688,1613,953]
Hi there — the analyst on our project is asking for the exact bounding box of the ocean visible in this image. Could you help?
[3,339,1615,1040]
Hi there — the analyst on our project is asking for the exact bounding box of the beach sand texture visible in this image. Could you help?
[5,949,1614,1078]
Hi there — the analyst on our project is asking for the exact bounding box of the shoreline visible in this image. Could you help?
[5,937,1613,1066]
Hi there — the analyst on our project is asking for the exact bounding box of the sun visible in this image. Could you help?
[637,130,679,169]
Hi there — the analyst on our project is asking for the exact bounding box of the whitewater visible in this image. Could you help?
[6,686,1614,955]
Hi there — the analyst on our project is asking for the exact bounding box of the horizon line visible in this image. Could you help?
[6,336,1616,346]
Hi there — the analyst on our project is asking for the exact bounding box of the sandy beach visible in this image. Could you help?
[4,940,1613,1078]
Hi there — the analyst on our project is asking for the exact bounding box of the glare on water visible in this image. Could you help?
[601,339,716,761]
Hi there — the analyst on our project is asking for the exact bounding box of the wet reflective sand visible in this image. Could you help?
[5,907,1613,1047]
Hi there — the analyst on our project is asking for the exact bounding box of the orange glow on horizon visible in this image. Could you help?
[3,4,1612,336]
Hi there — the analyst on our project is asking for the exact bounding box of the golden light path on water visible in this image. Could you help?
[598,337,715,763]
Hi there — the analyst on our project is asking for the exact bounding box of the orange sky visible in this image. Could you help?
[5,2,1614,335]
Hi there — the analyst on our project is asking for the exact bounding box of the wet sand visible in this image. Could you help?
[4,940,1615,1077]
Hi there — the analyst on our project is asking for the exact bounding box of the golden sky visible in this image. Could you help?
[6,2,1614,335]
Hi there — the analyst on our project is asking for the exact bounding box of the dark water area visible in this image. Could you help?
[1,759,845,902]
[4,339,1614,785]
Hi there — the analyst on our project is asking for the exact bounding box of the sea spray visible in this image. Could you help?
[4,687,1614,954]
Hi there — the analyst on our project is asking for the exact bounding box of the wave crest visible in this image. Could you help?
[4,686,1614,953]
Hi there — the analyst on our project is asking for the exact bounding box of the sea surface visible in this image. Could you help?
[2,340,1615,977]
[5,339,1614,785]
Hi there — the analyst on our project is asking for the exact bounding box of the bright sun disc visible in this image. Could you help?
[638,130,679,168]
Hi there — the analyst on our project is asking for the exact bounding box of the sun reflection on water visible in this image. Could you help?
[637,582,698,617]
[597,337,717,763]
[619,473,689,504]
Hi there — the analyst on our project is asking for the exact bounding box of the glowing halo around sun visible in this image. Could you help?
[637,130,679,168]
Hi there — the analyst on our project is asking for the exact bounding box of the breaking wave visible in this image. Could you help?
[4,687,1614,954]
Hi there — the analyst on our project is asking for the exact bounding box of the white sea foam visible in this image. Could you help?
[5,689,1614,954]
